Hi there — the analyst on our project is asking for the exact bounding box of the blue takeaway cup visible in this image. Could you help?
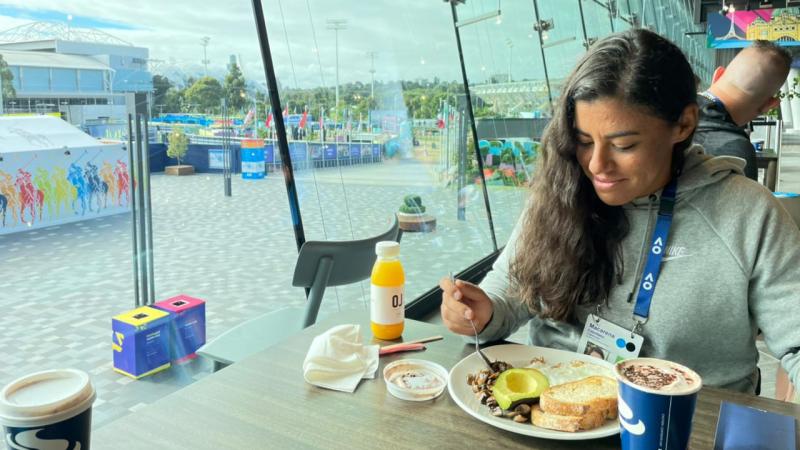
[0,369,96,450]
[615,358,702,450]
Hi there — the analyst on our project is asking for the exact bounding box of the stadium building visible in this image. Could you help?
[0,21,152,124]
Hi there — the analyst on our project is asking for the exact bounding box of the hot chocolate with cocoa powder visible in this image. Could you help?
[617,358,699,394]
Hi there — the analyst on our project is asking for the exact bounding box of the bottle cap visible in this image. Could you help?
[375,241,400,257]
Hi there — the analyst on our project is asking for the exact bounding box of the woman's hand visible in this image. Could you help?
[439,277,494,337]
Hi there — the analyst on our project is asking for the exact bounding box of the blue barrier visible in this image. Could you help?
[156,114,215,127]
[323,144,337,160]
[264,145,275,164]
[308,143,322,161]
[154,139,382,173]
[288,142,308,169]
[148,143,168,172]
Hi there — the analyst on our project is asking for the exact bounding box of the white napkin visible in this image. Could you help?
[303,324,379,393]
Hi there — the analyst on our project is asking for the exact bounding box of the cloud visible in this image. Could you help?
[0,0,558,88]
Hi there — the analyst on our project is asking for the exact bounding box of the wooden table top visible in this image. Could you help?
[94,311,800,449]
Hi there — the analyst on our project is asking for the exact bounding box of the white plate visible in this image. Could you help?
[447,344,620,441]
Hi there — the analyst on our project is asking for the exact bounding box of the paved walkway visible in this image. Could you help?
[0,158,527,429]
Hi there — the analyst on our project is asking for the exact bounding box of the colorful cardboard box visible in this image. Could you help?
[153,295,206,363]
[112,306,171,379]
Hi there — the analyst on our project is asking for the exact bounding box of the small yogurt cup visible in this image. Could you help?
[383,359,448,402]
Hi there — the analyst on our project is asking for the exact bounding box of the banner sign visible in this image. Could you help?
[323,144,337,160]
[708,7,800,48]
[308,143,323,160]
[208,148,224,169]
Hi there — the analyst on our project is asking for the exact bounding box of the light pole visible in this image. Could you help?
[532,1,555,116]
[327,19,347,128]
[505,38,513,83]
[201,36,211,77]
[367,51,377,99]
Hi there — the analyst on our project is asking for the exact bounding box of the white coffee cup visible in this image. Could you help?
[0,369,96,450]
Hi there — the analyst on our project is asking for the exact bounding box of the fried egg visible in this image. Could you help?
[525,358,615,387]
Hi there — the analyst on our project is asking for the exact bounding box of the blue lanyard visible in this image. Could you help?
[633,177,678,321]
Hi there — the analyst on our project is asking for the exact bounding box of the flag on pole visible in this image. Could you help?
[243,108,255,127]
[282,104,289,119]
[299,110,308,129]
[265,111,273,128]
[436,113,445,129]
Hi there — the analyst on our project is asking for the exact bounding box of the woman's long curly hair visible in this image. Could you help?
[510,29,697,321]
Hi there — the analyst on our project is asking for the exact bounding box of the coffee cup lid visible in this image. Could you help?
[614,358,702,396]
[0,369,96,428]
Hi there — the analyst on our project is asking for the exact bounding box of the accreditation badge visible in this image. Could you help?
[577,315,644,364]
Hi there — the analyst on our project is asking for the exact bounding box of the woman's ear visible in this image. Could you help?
[674,104,699,143]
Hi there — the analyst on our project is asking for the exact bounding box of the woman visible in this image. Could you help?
[440,28,800,394]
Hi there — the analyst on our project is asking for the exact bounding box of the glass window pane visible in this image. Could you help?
[455,0,542,245]
[0,1,299,432]
[80,69,104,92]
[22,67,49,92]
[52,68,77,92]
[262,0,497,317]
[581,0,614,40]
[538,1,588,80]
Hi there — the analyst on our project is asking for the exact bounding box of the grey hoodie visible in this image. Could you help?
[477,145,800,393]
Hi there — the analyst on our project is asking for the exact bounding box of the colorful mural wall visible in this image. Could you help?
[708,7,800,48]
[0,145,132,234]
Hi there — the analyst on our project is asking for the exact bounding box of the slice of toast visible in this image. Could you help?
[538,375,618,417]
[531,405,608,432]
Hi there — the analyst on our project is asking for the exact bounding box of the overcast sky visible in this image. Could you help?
[0,1,617,89]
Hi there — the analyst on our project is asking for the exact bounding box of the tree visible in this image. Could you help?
[163,88,184,113]
[224,64,247,111]
[167,129,189,166]
[255,91,268,119]
[184,76,223,113]
[152,75,172,108]
[0,54,16,101]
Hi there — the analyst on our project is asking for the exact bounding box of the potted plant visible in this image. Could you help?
[396,194,436,232]
[165,128,194,175]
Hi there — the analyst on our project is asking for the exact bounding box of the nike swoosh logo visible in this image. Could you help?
[620,418,646,435]
[662,254,692,262]
[617,396,646,436]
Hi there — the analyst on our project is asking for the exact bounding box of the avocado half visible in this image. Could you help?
[491,368,550,410]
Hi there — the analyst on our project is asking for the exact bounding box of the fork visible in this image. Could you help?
[450,272,495,372]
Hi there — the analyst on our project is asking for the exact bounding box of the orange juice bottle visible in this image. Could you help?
[370,241,405,340]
